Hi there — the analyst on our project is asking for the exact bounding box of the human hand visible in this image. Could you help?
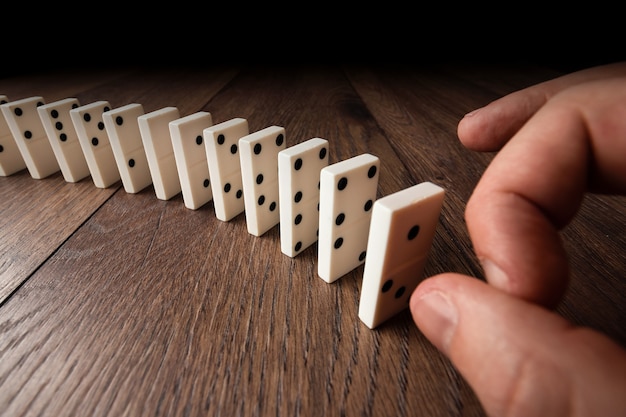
[410,62,626,416]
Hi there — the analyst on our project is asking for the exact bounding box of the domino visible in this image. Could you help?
[278,137,329,257]
[358,181,445,329]
[203,117,249,221]
[317,153,380,283]
[0,96,60,179]
[239,125,286,236]
[37,97,90,183]
[70,100,121,188]
[169,111,213,210]
[137,106,182,200]
[0,95,27,176]
[103,103,152,194]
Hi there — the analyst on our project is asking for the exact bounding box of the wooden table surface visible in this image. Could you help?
[0,63,624,417]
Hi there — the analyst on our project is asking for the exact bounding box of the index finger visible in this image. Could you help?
[465,77,626,306]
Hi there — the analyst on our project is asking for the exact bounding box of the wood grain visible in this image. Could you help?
[0,64,624,417]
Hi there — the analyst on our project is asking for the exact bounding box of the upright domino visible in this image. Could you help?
[0,96,60,179]
[138,106,182,200]
[358,181,445,329]
[278,137,329,257]
[0,95,27,176]
[239,125,286,236]
[70,100,121,188]
[37,97,90,183]
[203,117,249,221]
[318,153,380,283]
[103,103,152,194]
[169,111,213,210]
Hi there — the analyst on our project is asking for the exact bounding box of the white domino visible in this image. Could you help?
[239,125,286,236]
[318,153,380,283]
[169,111,213,210]
[138,106,182,200]
[358,182,445,329]
[0,96,60,179]
[37,97,90,183]
[103,103,152,194]
[0,95,27,176]
[70,100,121,188]
[203,117,249,221]
[278,137,329,257]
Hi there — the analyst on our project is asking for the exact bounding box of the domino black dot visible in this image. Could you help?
[14,108,23,116]
[98,121,105,130]
[295,214,302,225]
[337,177,348,191]
[60,133,67,142]
[294,158,303,170]
[256,173,263,184]
[36,101,44,107]
[334,237,343,249]
[382,280,393,293]
[269,201,277,211]
[55,121,63,130]
[254,143,262,155]
[319,147,327,159]
[359,251,366,261]
[294,191,302,203]
[230,144,237,154]
[236,190,243,198]
[224,183,231,193]
[195,135,203,145]
[295,242,302,252]
[368,165,377,178]
[203,179,210,188]
[51,110,59,118]
[128,159,135,167]
[335,213,345,226]
[83,113,91,122]
[0,145,4,152]
[0,99,7,104]
[24,131,32,139]
[364,200,373,211]
[275,133,284,147]
[408,225,420,240]
[92,137,99,146]
[258,195,265,205]
[217,134,225,145]
[104,106,110,112]
[71,103,78,109]
[395,286,406,299]
[115,116,124,126]
[317,181,320,189]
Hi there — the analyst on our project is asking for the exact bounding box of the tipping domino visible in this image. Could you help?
[0,96,60,179]
[38,97,90,183]
[203,118,249,221]
[278,137,329,257]
[0,95,27,176]
[169,111,213,210]
[70,100,121,188]
[103,103,152,194]
[138,107,182,200]
[358,181,445,329]
[318,153,380,283]
[239,125,286,236]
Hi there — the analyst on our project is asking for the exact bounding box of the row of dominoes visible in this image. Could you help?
[0,94,445,329]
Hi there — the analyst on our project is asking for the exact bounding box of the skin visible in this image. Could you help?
[409,62,626,417]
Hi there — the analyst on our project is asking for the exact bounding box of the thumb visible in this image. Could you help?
[410,273,626,417]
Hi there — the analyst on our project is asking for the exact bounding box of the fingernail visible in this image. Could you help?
[463,107,482,118]
[412,291,458,354]
[481,258,510,290]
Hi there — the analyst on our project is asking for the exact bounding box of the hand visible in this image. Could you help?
[410,62,626,417]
